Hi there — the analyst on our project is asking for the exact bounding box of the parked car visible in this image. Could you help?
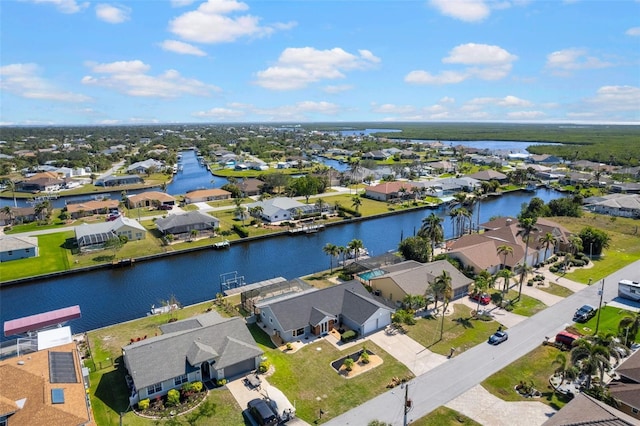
[106,214,120,221]
[469,292,491,305]
[573,304,596,323]
[157,204,172,210]
[488,330,508,345]
[246,398,279,426]
[554,331,581,347]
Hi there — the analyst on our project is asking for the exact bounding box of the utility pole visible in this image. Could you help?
[403,382,411,426]
[594,279,605,335]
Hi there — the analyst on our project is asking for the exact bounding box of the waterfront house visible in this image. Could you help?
[126,159,165,174]
[583,194,640,219]
[74,216,146,252]
[255,281,392,343]
[364,181,417,201]
[0,235,39,262]
[94,174,143,187]
[66,199,120,219]
[0,341,92,426]
[236,178,264,197]
[611,182,640,194]
[245,197,314,223]
[122,314,263,406]
[467,170,508,184]
[127,191,176,209]
[184,188,232,204]
[155,211,220,239]
[364,260,474,305]
[16,171,64,193]
[0,206,37,226]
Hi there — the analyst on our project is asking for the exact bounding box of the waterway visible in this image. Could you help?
[0,188,564,339]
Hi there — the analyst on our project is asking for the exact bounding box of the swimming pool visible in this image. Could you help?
[358,269,384,281]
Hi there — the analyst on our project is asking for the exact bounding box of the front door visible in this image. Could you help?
[201,361,211,380]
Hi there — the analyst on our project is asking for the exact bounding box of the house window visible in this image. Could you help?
[25,249,30,253]
[7,251,12,255]
[147,382,162,395]
[293,328,305,337]
[174,374,188,386]
[633,407,638,414]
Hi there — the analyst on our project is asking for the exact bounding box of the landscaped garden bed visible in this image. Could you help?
[134,382,207,419]
[330,348,381,377]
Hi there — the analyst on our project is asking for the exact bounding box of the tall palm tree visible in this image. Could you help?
[496,245,514,271]
[618,313,640,347]
[1,206,14,226]
[347,239,364,262]
[471,274,489,315]
[516,217,539,300]
[322,243,339,273]
[539,232,556,262]
[418,213,444,262]
[434,271,453,341]
[351,196,362,213]
[495,268,513,295]
[6,179,17,208]
[315,198,326,215]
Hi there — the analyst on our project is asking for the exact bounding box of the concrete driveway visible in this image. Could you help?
[368,329,447,376]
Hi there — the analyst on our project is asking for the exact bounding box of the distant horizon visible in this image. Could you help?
[1,1,638,125]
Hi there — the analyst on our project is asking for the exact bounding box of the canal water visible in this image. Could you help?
[0,187,563,338]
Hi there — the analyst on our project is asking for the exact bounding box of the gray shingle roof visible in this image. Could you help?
[123,314,262,390]
[155,211,219,233]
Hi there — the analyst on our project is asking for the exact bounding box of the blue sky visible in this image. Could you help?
[1,0,639,125]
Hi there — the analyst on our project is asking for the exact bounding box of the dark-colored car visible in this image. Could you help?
[247,398,279,426]
[488,330,508,345]
[157,204,173,210]
[469,292,491,305]
[573,304,596,323]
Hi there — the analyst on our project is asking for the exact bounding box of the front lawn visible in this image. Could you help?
[402,304,502,356]
[571,305,638,340]
[501,290,547,317]
[538,283,574,298]
[482,345,572,410]
[248,324,413,424]
[411,407,482,426]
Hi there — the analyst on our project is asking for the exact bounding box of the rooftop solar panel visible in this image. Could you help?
[49,351,77,383]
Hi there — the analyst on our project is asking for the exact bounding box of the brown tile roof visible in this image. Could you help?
[543,393,636,425]
[185,188,231,199]
[66,200,119,214]
[616,349,640,383]
[366,181,415,195]
[0,342,94,425]
[127,191,176,204]
[609,382,640,411]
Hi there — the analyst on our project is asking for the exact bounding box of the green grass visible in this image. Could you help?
[482,345,572,410]
[248,324,413,424]
[538,283,574,298]
[0,231,73,279]
[571,305,638,339]
[411,407,482,426]
[402,304,502,356]
[498,290,548,317]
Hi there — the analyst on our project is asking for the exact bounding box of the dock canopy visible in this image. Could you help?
[4,305,81,336]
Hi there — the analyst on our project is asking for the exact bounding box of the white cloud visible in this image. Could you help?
[468,95,532,107]
[625,27,640,36]
[95,4,131,24]
[0,63,91,102]
[169,0,296,44]
[371,103,416,114]
[27,0,88,14]
[255,47,380,90]
[404,70,469,85]
[82,60,220,98]
[159,40,207,56]
[193,107,245,119]
[406,43,516,84]
[429,0,490,22]
[440,96,456,104]
[97,119,121,125]
[323,84,353,94]
[507,111,546,119]
[585,85,640,112]
[251,101,343,121]
[545,48,612,75]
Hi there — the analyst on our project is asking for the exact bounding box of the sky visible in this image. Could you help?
[1,0,639,126]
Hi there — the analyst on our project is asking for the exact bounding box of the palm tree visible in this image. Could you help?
[496,244,513,271]
[337,245,347,266]
[403,294,426,313]
[539,232,556,262]
[347,239,364,262]
[248,205,264,220]
[315,198,326,215]
[418,213,444,261]
[570,338,612,389]
[516,217,539,300]
[495,268,513,295]
[234,198,247,225]
[618,313,640,347]
[1,206,14,226]
[434,271,453,341]
[471,274,489,315]
[322,243,339,273]
[351,196,362,213]
[6,179,17,207]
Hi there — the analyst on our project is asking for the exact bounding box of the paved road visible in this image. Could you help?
[326,260,640,426]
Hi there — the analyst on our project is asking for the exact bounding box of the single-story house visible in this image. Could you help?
[126,159,165,174]
[543,393,638,425]
[426,160,456,174]
[606,347,640,421]
[0,206,37,226]
[122,313,263,405]
[74,216,146,252]
[155,211,220,238]
[66,199,120,219]
[362,150,391,161]
[364,181,417,201]
[95,175,144,187]
[0,342,92,426]
[0,235,39,262]
[448,217,571,275]
[583,194,640,219]
[245,197,314,223]
[527,154,564,164]
[16,172,64,193]
[467,170,508,184]
[127,191,177,209]
[236,178,265,196]
[255,281,392,343]
[611,183,640,194]
[184,188,232,204]
[365,260,474,305]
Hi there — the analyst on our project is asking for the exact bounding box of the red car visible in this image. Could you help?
[469,292,491,305]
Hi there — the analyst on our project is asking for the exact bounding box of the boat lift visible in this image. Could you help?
[220,271,246,292]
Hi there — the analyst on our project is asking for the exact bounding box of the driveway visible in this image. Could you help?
[368,329,447,376]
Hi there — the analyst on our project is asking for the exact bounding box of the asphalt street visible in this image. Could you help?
[326,260,640,426]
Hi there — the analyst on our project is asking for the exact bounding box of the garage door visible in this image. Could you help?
[224,358,255,379]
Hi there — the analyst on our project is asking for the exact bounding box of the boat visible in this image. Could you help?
[288,224,325,234]
[524,182,537,192]
[618,279,640,301]
[213,239,230,249]
[149,304,179,315]
[346,247,369,259]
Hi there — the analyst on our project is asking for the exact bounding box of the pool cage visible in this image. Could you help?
[241,278,312,315]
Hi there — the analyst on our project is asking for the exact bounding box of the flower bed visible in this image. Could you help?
[134,382,208,419]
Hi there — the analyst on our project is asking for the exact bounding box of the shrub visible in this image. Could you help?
[286,342,293,351]
[360,350,370,364]
[166,389,180,407]
[343,357,355,371]
[341,330,357,342]
[259,360,271,373]
[189,381,203,392]
[216,378,227,386]
[232,224,249,238]
[138,399,150,411]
